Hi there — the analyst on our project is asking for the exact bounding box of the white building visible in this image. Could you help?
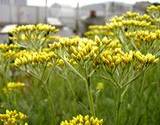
[132,1,151,14]
[49,3,76,29]
[0,0,27,6]
[80,2,132,21]
[0,5,46,25]
[105,2,132,20]
[79,2,132,33]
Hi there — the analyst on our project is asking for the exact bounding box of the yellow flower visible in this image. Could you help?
[133,51,159,64]
[96,82,104,91]
[0,44,20,52]
[0,110,27,125]
[9,24,59,49]
[60,115,103,125]
[3,82,25,92]
[14,51,57,67]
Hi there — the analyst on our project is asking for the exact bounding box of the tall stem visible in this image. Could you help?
[85,75,95,116]
[59,55,96,116]
[41,66,56,124]
[115,87,122,125]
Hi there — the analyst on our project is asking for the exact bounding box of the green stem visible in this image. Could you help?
[115,87,121,125]
[20,65,56,124]
[86,76,95,116]
[60,55,96,116]
[140,71,146,95]
[115,81,130,125]
[41,66,56,125]
[56,68,76,98]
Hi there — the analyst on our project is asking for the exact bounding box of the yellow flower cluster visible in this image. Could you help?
[49,36,159,68]
[101,48,158,67]
[102,38,121,49]
[121,11,140,18]
[101,49,132,66]
[2,49,33,61]
[147,5,160,19]
[3,50,35,61]
[125,30,160,47]
[3,50,17,60]
[2,49,68,67]
[96,20,152,33]
[68,39,99,62]
[49,37,79,50]
[3,82,25,92]
[3,50,31,60]
[85,20,153,38]
[85,25,113,38]
[147,5,160,13]
[83,36,159,67]
[111,11,153,22]
[14,51,57,67]
[10,24,58,34]
[110,12,155,30]
[50,37,99,63]
[106,20,152,31]
[9,24,58,49]
[134,51,159,63]
[60,115,103,125]
[0,44,20,52]
[0,110,27,125]
[85,10,157,38]
[50,37,120,64]
[2,14,158,70]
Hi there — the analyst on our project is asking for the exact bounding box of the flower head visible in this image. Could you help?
[60,115,103,125]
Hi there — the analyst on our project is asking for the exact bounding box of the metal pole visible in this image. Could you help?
[75,2,80,35]
[45,0,48,23]
[9,1,12,24]
[104,4,106,19]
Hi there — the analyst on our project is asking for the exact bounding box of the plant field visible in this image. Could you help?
[0,5,160,125]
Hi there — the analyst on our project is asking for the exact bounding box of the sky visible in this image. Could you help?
[27,0,160,7]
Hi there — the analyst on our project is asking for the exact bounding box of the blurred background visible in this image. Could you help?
[0,0,160,42]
